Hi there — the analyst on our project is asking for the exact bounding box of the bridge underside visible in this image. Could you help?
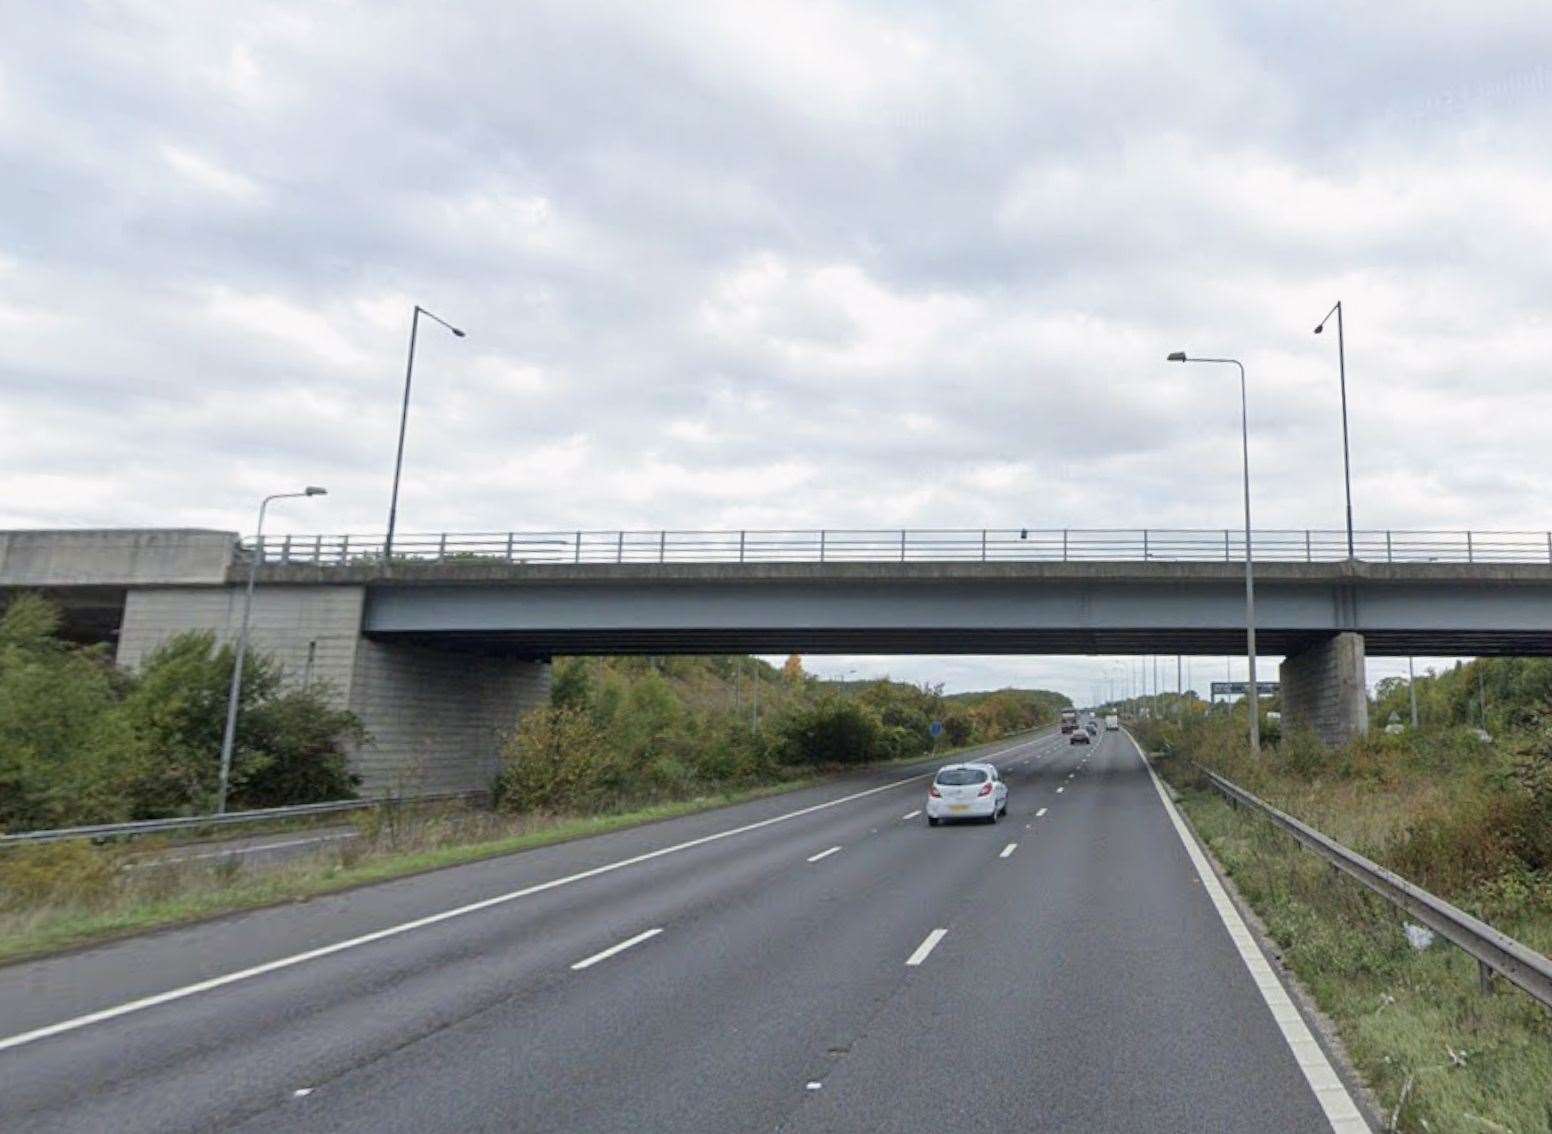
[369,626,1552,658]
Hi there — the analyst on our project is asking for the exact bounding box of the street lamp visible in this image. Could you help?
[1313,301,1355,559]
[216,486,328,814]
[384,305,465,561]
[1168,351,1260,754]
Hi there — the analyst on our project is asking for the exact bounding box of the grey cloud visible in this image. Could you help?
[3,0,1550,701]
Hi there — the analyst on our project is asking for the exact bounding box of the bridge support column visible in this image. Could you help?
[1279,632,1368,746]
[116,586,549,796]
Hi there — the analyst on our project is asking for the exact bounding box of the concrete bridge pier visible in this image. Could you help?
[115,586,549,796]
[1279,632,1369,746]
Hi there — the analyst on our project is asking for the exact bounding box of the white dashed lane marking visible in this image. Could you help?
[571,928,664,972]
[905,928,949,967]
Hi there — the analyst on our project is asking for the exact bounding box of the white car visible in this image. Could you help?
[926,762,1008,825]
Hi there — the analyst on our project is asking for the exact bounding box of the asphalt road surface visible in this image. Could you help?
[0,729,1368,1132]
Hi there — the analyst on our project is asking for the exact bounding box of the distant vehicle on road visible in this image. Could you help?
[1104,713,1120,731]
[1060,708,1079,734]
[1069,729,1091,745]
[926,762,1008,825]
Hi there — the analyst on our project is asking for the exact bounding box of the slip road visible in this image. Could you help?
[0,729,1366,1132]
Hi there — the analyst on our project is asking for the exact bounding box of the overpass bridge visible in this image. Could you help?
[5,527,1552,792]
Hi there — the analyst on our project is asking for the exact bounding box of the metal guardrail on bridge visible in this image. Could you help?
[1196,765,1552,1011]
[241,528,1552,567]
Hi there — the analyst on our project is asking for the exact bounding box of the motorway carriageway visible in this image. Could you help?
[0,729,1370,1132]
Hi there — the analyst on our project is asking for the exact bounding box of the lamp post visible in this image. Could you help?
[1314,301,1355,559]
[384,305,465,561]
[1169,351,1260,754]
[217,487,328,814]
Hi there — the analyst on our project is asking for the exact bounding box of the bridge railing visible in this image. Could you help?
[239,528,1552,567]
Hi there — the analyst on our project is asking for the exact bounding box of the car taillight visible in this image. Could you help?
[928,785,941,797]
[977,783,994,797]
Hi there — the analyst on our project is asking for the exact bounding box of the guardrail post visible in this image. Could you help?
[1142,529,1148,561]
[1224,529,1230,561]
[1305,530,1311,562]
[1063,529,1069,561]
[981,529,987,561]
[438,532,447,561]
[1386,531,1393,562]
[739,530,746,563]
[339,534,349,566]
[575,531,582,563]
[1479,959,1496,994]
[659,530,666,563]
[1547,531,1551,564]
[281,534,292,563]
[900,530,906,561]
[616,532,624,563]
[819,529,826,563]
[1467,530,1474,562]
[506,532,515,562]
[313,534,322,563]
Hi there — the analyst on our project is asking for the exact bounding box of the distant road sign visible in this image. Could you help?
[1211,681,1279,697]
[929,720,944,738]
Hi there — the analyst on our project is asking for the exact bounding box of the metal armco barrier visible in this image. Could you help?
[1,793,477,847]
[243,528,1552,567]
[1197,765,1552,1011]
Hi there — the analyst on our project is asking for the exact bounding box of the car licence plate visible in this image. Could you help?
[949,804,968,812]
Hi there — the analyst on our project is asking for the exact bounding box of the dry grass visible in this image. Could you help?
[1144,715,1552,1133]
[0,783,816,966]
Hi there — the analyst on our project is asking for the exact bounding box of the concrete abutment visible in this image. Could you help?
[1279,632,1369,746]
[116,586,548,796]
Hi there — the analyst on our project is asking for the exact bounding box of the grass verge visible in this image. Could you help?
[1164,769,1552,1133]
[0,779,817,968]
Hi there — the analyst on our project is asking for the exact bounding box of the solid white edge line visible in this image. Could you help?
[1,732,1053,1055]
[1036,807,1048,817]
[905,928,948,966]
[999,843,1017,859]
[806,845,842,863]
[901,810,921,820]
[1125,732,1368,1133]
[570,927,663,971]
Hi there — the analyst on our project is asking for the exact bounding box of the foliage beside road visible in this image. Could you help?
[493,655,1064,813]
[0,595,361,832]
[0,641,1062,963]
[1138,661,1552,1133]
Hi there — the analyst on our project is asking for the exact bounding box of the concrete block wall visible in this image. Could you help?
[348,643,550,795]
[1280,632,1369,746]
[116,585,549,795]
[117,586,366,701]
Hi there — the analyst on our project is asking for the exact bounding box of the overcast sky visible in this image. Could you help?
[3,2,1548,700]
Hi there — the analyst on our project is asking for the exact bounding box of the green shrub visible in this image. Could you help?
[493,706,614,812]
[776,696,881,764]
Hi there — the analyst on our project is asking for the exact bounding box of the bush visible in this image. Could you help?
[119,632,363,815]
[0,604,366,831]
[493,706,614,812]
[776,697,881,764]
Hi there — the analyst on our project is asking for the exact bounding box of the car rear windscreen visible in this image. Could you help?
[935,768,988,785]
